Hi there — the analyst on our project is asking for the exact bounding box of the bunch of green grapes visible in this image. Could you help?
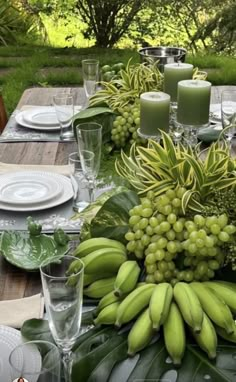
[111,102,146,148]
[125,187,236,284]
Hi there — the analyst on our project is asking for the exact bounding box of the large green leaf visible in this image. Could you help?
[90,190,140,243]
[0,231,68,270]
[73,107,115,144]
[21,320,236,381]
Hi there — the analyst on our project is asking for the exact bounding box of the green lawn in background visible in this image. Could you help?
[0,45,236,115]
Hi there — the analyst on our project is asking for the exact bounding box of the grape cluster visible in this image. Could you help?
[125,187,236,284]
[111,102,146,148]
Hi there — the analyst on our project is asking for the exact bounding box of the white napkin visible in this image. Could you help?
[0,293,44,328]
[0,161,73,177]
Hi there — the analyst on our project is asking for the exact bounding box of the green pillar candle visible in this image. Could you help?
[140,92,170,136]
[164,63,193,102]
[177,80,211,126]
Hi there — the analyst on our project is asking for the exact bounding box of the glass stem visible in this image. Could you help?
[62,351,73,382]
[88,179,95,202]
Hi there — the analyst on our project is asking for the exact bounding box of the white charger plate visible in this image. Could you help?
[0,325,41,382]
[0,172,74,211]
[15,110,60,131]
[23,107,59,127]
[0,172,63,205]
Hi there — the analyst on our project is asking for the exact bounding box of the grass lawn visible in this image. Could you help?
[0,45,236,115]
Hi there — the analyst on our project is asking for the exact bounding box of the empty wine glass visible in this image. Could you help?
[9,340,61,382]
[40,256,84,382]
[221,90,236,148]
[82,59,99,103]
[76,122,102,203]
[53,93,74,141]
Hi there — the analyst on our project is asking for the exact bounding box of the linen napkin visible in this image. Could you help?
[0,161,73,177]
[0,293,44,328]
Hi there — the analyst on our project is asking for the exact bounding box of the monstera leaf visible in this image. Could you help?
[0,231,68,270]
[21,319,236,381]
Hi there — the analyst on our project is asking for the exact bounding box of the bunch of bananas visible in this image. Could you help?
[69,237,236,365]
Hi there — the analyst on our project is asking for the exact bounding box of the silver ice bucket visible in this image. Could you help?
[139,46,187,72]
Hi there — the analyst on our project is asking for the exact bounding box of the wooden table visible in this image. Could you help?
[0,85,236,302]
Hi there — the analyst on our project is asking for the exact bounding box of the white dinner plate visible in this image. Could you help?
[0,172,74,211]
[23,107,60,127]
[15,110,60,131]
[210,103,221,123]
[0,172,63,205]
[0,325,41,382]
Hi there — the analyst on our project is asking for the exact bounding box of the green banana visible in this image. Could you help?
[94,302,120,325]
[96,291,122,313]
[174,282,203,333]
[163,302,186,366]
[190,282,235,334]
[149,283,173,330]
[204,281,236,314]
[192,312,217,359]
[114,260,141,297]
[83,277,116,298]
[83,272,116,287]
[73,237,126,258]
[128,308,153,356]
[82,248,127,274]
[216,322,236,343]
[115,283,155,327]
[212,280,236,292]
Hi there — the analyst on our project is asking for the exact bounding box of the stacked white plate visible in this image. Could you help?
[15,106,61,131]
[0,171,74,211]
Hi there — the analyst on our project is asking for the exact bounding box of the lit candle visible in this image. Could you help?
[164,63,193,102]
[177,80,211,126]
[140,92,170,136]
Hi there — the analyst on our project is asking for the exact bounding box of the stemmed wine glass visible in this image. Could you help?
[221,90,236,148]
[76,122,102,203]
[82,59,99,105]
[40,256,84,382]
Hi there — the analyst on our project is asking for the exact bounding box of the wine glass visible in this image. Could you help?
[9,340,61,382]
[40,256,84,382]
[76,122,102,203]
[221,90,236,148]
[53,93,74,141]
[82,59,99,103]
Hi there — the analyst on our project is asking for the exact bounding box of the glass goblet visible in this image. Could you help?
[9,340,61,382]
[82,59,99,103]
[40,256,84,382]
[53,93,74,141]
[221,90,236,148]
[76,122,102,203]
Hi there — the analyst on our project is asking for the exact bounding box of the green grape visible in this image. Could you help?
[206,216,218,228]
[208,259,220,270]
[193,214,206,227]
[167,213,177,224]
[162,204,173,215]
[134,229,144,239]
[166,229,176,241]
[151,234,161,242]
[146,274,155,283]
[157,195,170,207]
[133,205,143,215]
[184,270,194,282]
[176,187,186,198]
[146,225,154,236]
[139,218,149,229]
[155,249,165,261]
[197,229,207,240]
[166,189,176,200]
[218,231,230,242]
[172,198,181,208]
[164,270,172,280]
[218,213,228,228]
[173,221,184,233]
[146,264,157,274]
[223,224,236,234]
[165,252,175,261]
[167,260,176,271]
[189,231,198,242]
[196,238,205,248]
[156,213,165,223]
[205,236,214,248]
[148,242,158,253]
[184,257,192,267]
[158,260,169,272]
[166,241,178,254]
[196,261,208,276]
[134,249,144,259]
[141,208,153,218]
[188,243,197,254]
[177,271,185,281]
[210,224,221,235]
[160,221,171,233]
[170,278,178,286]
[141,234,151,246]
[125,231,135,241]
[149,216,159,228]
[154,270,164,282]
[126,240,136,252]
[157,237,168,249]
[147,190,155,200]
[207,268,215,279]
[145,253,156,265]
[141,198,153,208]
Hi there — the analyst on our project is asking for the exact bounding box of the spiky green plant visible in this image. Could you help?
[89,59,163,111]
[115,131,236,214]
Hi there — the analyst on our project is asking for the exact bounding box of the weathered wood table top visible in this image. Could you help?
[0,85,235,301]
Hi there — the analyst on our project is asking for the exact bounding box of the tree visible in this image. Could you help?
[75,0,147,48]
